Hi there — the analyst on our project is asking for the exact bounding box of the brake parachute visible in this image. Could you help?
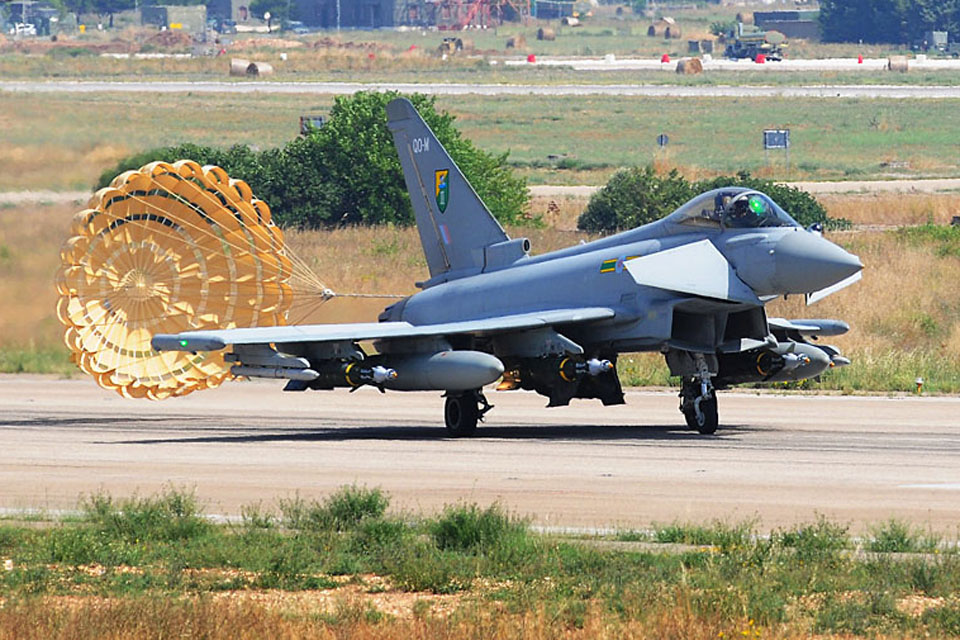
[55,160,324,400]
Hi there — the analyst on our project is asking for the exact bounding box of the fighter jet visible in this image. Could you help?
[153,98,863,435]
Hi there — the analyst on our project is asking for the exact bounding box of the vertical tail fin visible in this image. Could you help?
[387,98,511,285]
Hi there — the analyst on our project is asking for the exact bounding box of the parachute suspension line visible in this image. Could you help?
[114,176,330,300]
[116,174,403,306]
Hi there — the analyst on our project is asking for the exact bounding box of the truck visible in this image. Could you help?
[723,22,786,61]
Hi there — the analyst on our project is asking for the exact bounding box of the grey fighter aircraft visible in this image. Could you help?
[153,98,863,435]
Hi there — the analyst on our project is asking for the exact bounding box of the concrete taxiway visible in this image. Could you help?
[6,80,960,99]
[2,376,958,532]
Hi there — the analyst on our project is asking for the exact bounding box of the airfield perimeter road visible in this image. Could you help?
[7,80,960,99]
[2,376,959,532]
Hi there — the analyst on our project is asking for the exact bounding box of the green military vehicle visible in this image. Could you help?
[724,22,786,61]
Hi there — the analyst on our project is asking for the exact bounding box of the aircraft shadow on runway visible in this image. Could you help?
[107,423,752,445]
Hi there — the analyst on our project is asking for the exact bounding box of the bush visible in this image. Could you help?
[577,166,693,233]
[97,92,528,230]
[81,488,211,543]
[279,485,389,532]
[430,503,527,552]
[867,518,939,553]
[577,167,849,234]
[777,516,850,561]
[710,20,735,36]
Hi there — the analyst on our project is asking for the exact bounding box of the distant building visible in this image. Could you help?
[142,5,208,34]
[754,10,819,40]
[207,0,253,23]
[4,1,61,34]
[293,0,398,29]
[534,0,573,20]
[292,0,525,29]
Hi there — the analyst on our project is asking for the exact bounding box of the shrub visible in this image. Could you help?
[278,485,389,532]
[322,485,390,529]
[577,166,693,233]
[710,20,735,36]
[430,503,527,552]
[81,487,211,543]
[97,92,528,230]
[777,516,850,561]
[867,518,939,553]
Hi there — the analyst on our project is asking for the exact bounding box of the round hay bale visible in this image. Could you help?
[675,57,703,75]
[665,25,681,39]
[229,58,251,76]
[887,55,909,72]
[245,61,273,76]
[537,27,556,41]
[506,34,527,48]
[647,24,659,37]
[560,17,579,26]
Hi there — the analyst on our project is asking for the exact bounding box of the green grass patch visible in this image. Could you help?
[5,92,960,191]
[898,224,960,258]
[2,488,960,636]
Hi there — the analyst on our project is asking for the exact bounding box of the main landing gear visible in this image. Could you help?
[443,389,493,437]
[679,353,719,435]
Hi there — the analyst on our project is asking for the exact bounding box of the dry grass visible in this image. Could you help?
[0,203,75,351]
[0,594,923,640]
[821,193,960,226]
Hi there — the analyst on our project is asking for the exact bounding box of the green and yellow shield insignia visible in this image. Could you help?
[435,169,449,213]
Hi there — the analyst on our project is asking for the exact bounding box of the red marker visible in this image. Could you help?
[661,53,670,63]
[527,53,536,63]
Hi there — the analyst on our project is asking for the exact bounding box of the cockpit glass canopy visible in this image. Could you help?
[669,188,800,229]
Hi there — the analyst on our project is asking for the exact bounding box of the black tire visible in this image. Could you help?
[684,396,719,435]
[444,393,478,437]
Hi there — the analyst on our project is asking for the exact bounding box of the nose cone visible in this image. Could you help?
[772,231,862,295]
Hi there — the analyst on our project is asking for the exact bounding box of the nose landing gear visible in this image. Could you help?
[679,353,719,434]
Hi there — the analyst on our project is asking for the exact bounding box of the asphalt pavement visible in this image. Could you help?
[3,376,958,532]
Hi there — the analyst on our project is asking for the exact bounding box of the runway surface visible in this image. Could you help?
[3,376,959,531]
[5,80,960,99]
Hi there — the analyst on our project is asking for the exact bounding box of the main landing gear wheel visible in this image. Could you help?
[443,390,493,437]
[444,392,479,437]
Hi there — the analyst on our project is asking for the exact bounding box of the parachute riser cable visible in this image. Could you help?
[105,179,329,294]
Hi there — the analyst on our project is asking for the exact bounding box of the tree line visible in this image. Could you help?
[820,0,960,44]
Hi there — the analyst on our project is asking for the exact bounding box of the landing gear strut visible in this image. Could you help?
[443,389,492,437]
[679,354,719,435]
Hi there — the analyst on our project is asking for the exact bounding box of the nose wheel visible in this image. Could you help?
[681,385,718,434]
[679,354,719,435]
[443,390,492,437]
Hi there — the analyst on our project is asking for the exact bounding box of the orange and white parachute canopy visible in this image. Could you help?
[56,160,327,400]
